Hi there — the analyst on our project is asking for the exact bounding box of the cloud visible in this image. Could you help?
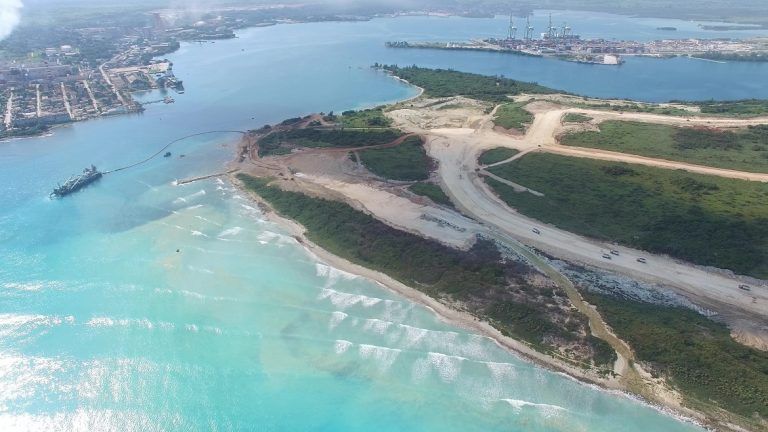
[0,0,22,40]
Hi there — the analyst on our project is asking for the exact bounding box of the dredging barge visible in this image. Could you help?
[51,165,102,198]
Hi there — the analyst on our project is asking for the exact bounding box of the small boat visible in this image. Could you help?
[164,152,172,158]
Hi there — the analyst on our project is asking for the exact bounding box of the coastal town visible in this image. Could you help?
[0,58,183,134]
[0,11,236,139]
[387,15,768,65]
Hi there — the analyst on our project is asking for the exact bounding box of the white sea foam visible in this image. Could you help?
[397,323,428,347]
[218,227,243,237]
[256,230,294,247]
[315,263,358,282]
[2,282,44,291]
[358,344,401,371]
[412,352,465,383]
[328,311,348,330]
[501,399,567,417]
[194,215,222,226]
[0,314,69,338]
[485,361,517,381]
[334,339,353,354]
[318,288,383,309]
[362,318,392,335]
[185,324,199,332]
[85,317,175,331]
[187,265,214,275]
[203,326,223,335]
[190,230,207,237]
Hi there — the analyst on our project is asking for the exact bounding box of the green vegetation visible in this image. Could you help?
[560,121,768,173]
[0,124,52,140]
[696,52,768,62]
[258,128,404,156]
[562,113,592,123]
[493,103,533,131]
[238,174,614,366]
[584,292,768,421]
[695,99,768,117]
[381,65,555,102]
[340,108,392,128]
[487,154,768,278]
[478,147,520,165]
[568,101,691,116]
[409,182,453,207]
[358,136,432,181]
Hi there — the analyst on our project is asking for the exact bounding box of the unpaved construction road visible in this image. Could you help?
[388,99,768,327]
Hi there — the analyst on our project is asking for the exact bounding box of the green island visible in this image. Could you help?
[478,148,520,165]
[486,153,768,278]
[493,102,534,131]
[358,136,432,181]
[583,291,768,422]
[560,121,768,173]
[380,65,555,102]
[408,182,454,207]
[237,173,614,368]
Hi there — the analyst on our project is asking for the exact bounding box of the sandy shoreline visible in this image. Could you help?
[228,173,711,430]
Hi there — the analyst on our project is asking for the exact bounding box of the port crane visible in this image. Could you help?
[507,15,517,40]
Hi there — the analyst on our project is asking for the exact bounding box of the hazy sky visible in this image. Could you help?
[0,0,22,40]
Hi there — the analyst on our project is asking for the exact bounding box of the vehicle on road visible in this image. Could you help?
[636,257,647,263]
[602,253,612,260]
[610,250,620,256]
[739,284,751,291]
[532,228,541,235]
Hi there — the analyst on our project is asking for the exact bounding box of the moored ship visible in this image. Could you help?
[51,165,102,198]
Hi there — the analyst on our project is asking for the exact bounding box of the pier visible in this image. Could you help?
[176,169,238,185]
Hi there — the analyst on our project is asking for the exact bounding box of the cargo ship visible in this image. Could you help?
[51,165,102,198]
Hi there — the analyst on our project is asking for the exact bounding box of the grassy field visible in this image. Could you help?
[358,136,431,181]
[583,291,768,421]
[493,103,533,131]
[238,174,614,367]
[478,148,520,165]
[562,113,592,123]
[381,65,555,102]
[560,121,768,173]
[487,154,768,278]
[258,128,404,156]
[409,182,453,207]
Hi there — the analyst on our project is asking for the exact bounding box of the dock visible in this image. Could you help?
[176,169,238,185]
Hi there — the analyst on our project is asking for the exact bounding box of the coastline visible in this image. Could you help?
[228,173,709,431]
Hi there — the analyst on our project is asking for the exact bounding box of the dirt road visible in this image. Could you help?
[392,98,768,328]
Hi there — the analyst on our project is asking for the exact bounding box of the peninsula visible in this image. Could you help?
[229,66,768,432]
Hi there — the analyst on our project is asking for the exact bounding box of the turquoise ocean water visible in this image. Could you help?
[2,11,767,431]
